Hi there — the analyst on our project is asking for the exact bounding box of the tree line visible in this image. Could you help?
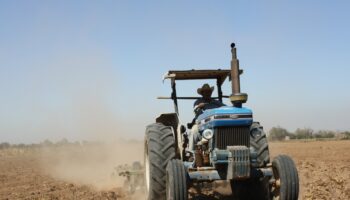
[268,126,350,141]
[0,138,138,149]
[0,138,102,150]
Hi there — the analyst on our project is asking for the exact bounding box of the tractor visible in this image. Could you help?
[144,43,299,200]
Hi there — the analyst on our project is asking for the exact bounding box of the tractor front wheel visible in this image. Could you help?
[166,159,188,200]
[271,155,299,200]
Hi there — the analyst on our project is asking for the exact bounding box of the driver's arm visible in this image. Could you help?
[194,102,206,110]
[193,100,206,116]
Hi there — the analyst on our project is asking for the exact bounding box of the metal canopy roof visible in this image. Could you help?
[164,69,233,85]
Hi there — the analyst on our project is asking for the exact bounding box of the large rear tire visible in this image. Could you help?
[166,159,188,200]
[144,123,176,200]
[271,155,299,200]
[250,122,270,167]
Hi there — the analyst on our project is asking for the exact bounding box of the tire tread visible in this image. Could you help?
[145,123,176,200]
[250,122,270,167]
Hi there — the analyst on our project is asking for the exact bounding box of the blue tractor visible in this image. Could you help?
[144,43,299,200]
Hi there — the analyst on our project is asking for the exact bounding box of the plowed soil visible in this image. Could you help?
[0,140,349,199]
[270,140,350,200]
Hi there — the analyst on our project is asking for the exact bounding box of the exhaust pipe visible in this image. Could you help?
[230,43,248,107]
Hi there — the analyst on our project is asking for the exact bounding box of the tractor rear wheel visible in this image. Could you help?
[250,122,270,167]
[271,155,299,200]
[166,159,188,200]
[144,123,176,200]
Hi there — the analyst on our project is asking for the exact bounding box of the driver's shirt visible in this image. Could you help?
[193,98,225,117]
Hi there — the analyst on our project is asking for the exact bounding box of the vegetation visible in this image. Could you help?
[0,142,10,149]
[0,138,130,149]
[268,127,294,141]
[0,138,80,149]
[268,126,350,141]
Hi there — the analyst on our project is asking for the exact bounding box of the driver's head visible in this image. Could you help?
[197,84,214,100]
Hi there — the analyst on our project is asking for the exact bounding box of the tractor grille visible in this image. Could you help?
[214,126,250,149]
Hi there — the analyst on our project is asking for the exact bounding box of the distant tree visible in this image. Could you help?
[339,131,350,140]
[295,128,314,139]
[288,133,297,139]
[0,142,11,149]
[14,143,26,148]
[268,126,290,141]
[56,138,69,146]
[314,130,335,138]
[42,139,53,147]
[30,143,40,148]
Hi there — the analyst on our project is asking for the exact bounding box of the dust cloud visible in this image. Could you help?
[26,50,145,192]
[39,140,143,190]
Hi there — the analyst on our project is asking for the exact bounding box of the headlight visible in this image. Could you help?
[203,129,214,140]
[251,129,262,138]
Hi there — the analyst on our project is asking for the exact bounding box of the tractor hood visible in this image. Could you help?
[196,106,253,130]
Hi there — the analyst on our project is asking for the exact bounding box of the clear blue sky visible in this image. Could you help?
[0,1,349,143]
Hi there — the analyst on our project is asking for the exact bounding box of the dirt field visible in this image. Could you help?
[0,140,349,200]
[270,140,350,200]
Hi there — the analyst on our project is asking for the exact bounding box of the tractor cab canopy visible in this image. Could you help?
[164,69,234,86]
[159,69,243,114]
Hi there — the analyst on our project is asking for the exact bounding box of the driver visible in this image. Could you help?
[189,84,225,150]
[193,83,225,117]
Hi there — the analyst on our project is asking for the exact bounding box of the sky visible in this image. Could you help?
[0,1,349,143]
